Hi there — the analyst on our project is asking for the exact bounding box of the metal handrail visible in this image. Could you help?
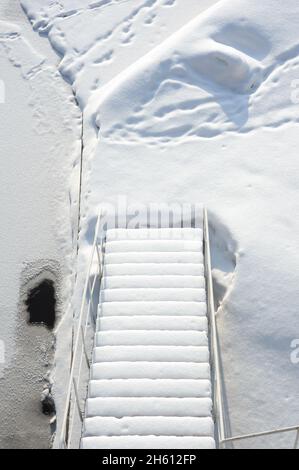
[203,208,299,450]
[222,424,299,448]
[203,208,225,447]
[59,211,104,449]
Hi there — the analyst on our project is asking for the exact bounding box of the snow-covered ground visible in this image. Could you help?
[0,0,81,448]
[1,0,299,448]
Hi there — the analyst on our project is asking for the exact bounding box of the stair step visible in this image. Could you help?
[91,362,210,380]
[105,240,202,254]
[97,315,207,331]
[102,275,205,289]
[100,301,206,317]
[83,416,213,437]
[106,228,203,242]
[104,263,204,276]
[101,288,206,302]
[85,397,212,418]
[81,435,215,449]
[95,330,208,347]
[92,346,209,363]
[88,379,211,398]
[105,252,203,264]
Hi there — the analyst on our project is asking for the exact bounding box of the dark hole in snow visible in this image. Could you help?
[26,279,56,329]
[41,391,56,416]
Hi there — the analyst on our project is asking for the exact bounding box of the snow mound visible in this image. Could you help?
[180,39,263,95]
[76,0,299,145]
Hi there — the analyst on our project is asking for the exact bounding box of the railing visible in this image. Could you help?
[203,208,299,449]
[59,212,105,449]
[222,424,299,448]
[59,207,298,449]
[203,208,225,447]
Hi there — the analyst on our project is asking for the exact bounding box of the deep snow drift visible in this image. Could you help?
[21,0,299,448]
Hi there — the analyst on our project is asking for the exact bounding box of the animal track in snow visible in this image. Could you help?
[144,12,157,25]
[98,17,299,146]
[121,33,135,46]
[163,0,176,6]
[93,49,114,64]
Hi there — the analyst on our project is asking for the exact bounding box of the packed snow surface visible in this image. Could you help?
[0,0,81,448]
[21,0,299,448]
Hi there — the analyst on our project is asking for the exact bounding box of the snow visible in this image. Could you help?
[97,316,208,331]
[101,287,205,302]
[105,239,202,252]
[102,275,205,288]
[104,263,205,276]
[83,416,214,436]
[87,379,211,398]
[95,331,208,346]
[85,397,212,418]
[91,362,211,380]
[21,0,219,106]
[81,435,215,449]
[106,228,203,240]
[19,0,299,449]
[100,301,207,316]
[105,252,204,264]
[92,346,209,363]
[0,0,81,448]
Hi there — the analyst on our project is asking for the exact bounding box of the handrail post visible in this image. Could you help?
[81,325,90,369]
[72,377,83,423]
[294,428,299,449]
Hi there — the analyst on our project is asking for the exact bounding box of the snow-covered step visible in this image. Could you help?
[92,345,209,363]
[83,416,214,437]
[85,397,212,418]
[88,379,211,398]
[106,228,203,242]
[101,288,205,302]
[95,330,208,347]
[91,362,210,380]
[104,263,204,276]
[97,315,207,331]
[105,239,202,254]
[105,240,202,253]
[102,275,205,289]
[100,301,207,316]
[81,436,215,449]
[105,252,203,264]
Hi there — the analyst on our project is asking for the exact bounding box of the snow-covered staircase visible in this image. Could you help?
[81,228,215,449]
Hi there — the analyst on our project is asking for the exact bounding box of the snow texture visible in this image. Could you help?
[0,0,81,448]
